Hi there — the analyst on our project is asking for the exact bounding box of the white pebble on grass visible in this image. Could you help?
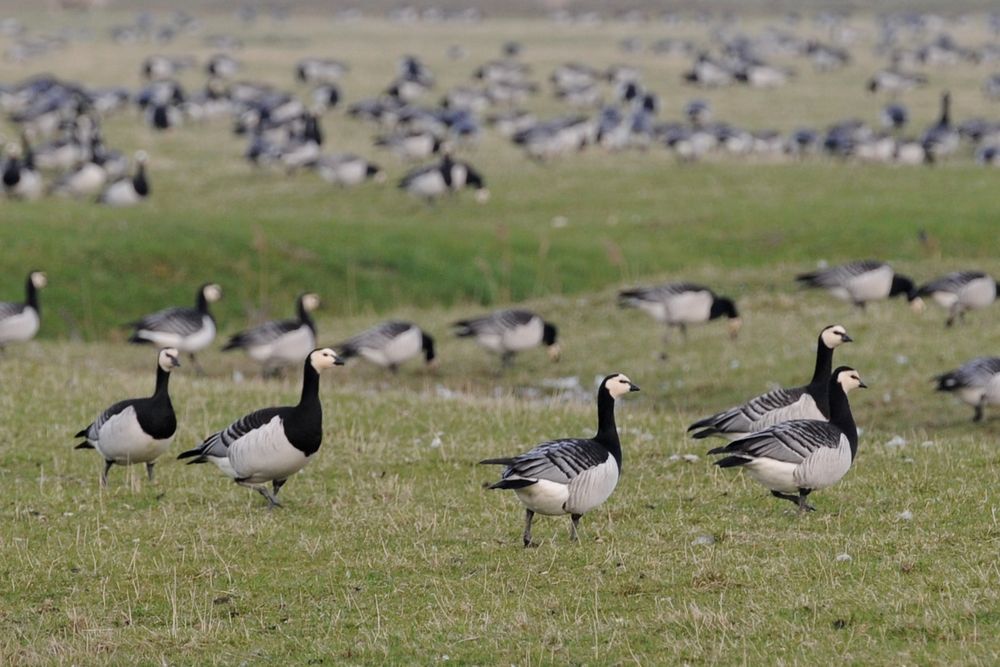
[885,435,907,448]
[898,510,913,521]
[835,553,852,563]
[692,535,715,546]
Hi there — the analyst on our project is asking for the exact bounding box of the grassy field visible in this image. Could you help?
[1,6,1000,665]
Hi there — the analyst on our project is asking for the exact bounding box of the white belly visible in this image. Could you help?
[0,306,39,344]
[845,266,893,302]
[228,417,313,483]
[359,327,422,367]
[514,479,570,516]
[93,408,173,464]
[959,278,997,309]
[744,458,799,493]
[794,443,853,491]
[246,326,315,365]
[565,457,620,515]
[664,291,713,324]
[103,180,140,207]
[138,317,215,353]
[408,172,446,197]
[500,319,543,352]
[957,387,987,406]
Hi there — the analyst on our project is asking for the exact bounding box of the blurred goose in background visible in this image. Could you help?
[98,151,149,206]
[375,131,442,161]
[74,348,180,486]
[2,141,42,200]
[223,293,319,375]
[177,348,344,507]
[316,153,384,187]
[618,282,741,356]
[453,308,559,368]
[796,260,919,309]
[709,367,867,512]
[481,373,639,546]
[335,321,436,372]
[128,283,222,372]
[935,357,1000,422]
[51,155,107,198]
[916,271,997,326]
[399,154,489,202]
[0,270,47,351]
[689,325,853,440]
[921,92,960,162]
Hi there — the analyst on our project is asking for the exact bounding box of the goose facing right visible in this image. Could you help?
[0,270,47,351]
[128,283,222,372]
[916,271,997,326]
[74,348,181,486]
[481,373,640,546]
[796,260,919,309]
[689,324,853,440]
[709,366,867,512]
[935,357,1000,422]
[453,308,559,367]
[177,348,344,507]
[98,151,150,207]
[335,320,436,372]
[223,292,320,373]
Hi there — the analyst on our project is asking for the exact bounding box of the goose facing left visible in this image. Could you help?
[481,373,640,546]
[177,348,344,507]
[935,357,1000,422]
[709,366,867,512]
[128,283,222,372]
[223,293,319,373]
[0,271,47,351]
[74,348,181,486]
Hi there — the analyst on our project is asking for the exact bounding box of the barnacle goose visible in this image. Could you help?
[689,325,853,440]
[98,151,149,207]
[481,373,639,546]
[223,293,319,373]
[916,271,997,326]
[796,260,919,309]
[177,348,344,507]
[316,153,384,187]
[128,283,222,372]
[935,357,1000,422]
[617,282,741,354]
[51,158,107,198]
[335,320,435,372]
[0,270,47,351]
[453,309,559,367]
[921,92,960,162]
[399,155,489,203]
[709,366,867,512]
[2,141,42,201]
[74,348,181,486]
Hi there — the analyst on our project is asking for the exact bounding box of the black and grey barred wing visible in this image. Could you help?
[690,386,806,434]
[500,439,610,484]
[225,318,298,349]
[454,309,533,337]
[132,306,203,334]
[712,420,843,464]
[193,407,284,458]
[797,260,885,288]
[0,301,25,320]
[339,320,412,354]
[918,271,987,296]
[620,282,710,304]
[937,357,1000,390]
[78,398,137,440]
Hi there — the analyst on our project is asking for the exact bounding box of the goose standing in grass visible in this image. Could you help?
[222,293,320,374]
[453,309,559,368]
[617,282,741,357]
[916,271,997,326]
[316,153,384,187]
[51,157,107,198]
[177,348,344,507]
[709,366,867,513]
[335,320,435,372]
[921,92,960,162]
[399,155,489,203]
[796,260,919,309]
[689,324,853,440]
[481,373,640,546]
[74,348,181,486]
[128,283,222,373]
[0,270,47,352]
[935,357,1000,422]
[98,151,149,206]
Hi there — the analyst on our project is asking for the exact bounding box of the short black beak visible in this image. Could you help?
[334,359,345,366]
[841,334,853,343]
[629,383,640,392]
[858,380,869,389]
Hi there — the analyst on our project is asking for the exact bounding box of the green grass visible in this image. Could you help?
[1,8,1000,665]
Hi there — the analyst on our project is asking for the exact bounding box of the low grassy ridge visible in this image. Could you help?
[1,7,1000,665]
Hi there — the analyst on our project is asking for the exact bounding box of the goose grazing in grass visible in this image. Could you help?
[223,293,320,374]
[51,158,107,198]
[481,373,639,546]
[935,357,1000,422]
[689,324,853,440]
[74,348,181,486]
[399,155,489,203]
[335,320,435,372]
[796,260,919,309]
[128,283,222,373]
[98,151,149,207]
[916,271,997,327]
[316,153,384,187]
[177,348,344,507]
[453,308,559,368]
[0,270,47,352]
[709,366,867,513]
[617,282,741,357]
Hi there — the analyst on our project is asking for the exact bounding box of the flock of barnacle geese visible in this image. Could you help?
[2,260,997,543]
[2,8,1000,209]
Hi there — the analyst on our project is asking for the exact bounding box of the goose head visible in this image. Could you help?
[603,373,640,399]
[29,270,47,290]
[300,292,321,312]
[834,366,868,393]
[309,347,345,371]
[158,347,181,371]
[201,283,223,303]
[820,324,852,348]
[542,322,560,361]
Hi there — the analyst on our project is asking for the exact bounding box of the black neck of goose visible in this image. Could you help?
[133,164,149,196]
[25,276,39,313]
[153,365,171,398]
[297,298,315,332]
[286,358,323,455]
[810,335,834,386]
[298,360,321,410]
[196,290,211,315]
[828,380,858,459]
[595,386,622,468]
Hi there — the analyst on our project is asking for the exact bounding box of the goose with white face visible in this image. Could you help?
[158,347,181,371]
[203,283,223,303]
[836,368,867,392]
[310,347,344,370]
[30,272,48,290]
[820,324,852,349]
[605,373,640,398]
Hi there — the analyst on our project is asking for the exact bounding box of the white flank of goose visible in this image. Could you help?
[128,283,222,372]
[399,155,489,202]
[796,260,918,309]
[52,160,107,198]
[317,153,384,187]
[935,357,1000,422]
[618,282,741,356]
[177,348,344,507]
[709,366,867,512]
[453,308,559,367]
[98,151,150,206]
[481,373,640,546]
[223,293,319,372]
[74,348,181,486]
[689,325,853,440]
[916,271,997,326]
[335,320,435,372]
[0,270,47,349]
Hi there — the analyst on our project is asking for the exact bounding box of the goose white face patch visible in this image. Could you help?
[204,284,223,303]
[821,324,849,348]
[606,373,635,398]
[837,369,866,393]
[158,347,181,372]
[30,272,48,289]
[301,293,321,312]
[310,347,343,371]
